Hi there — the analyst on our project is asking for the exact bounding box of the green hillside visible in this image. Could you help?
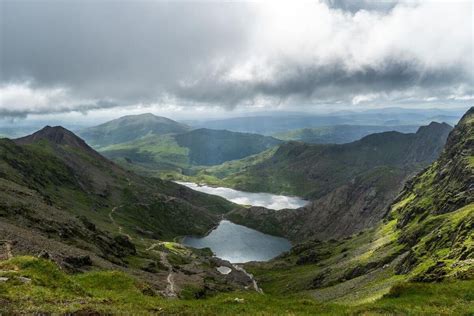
[203,122,452,199]
[78,113,191,147]
[1,126,239,248]
[1,255,472,314]
[1,126,266,303]
[174,128,282,165]
[95,125,282,177]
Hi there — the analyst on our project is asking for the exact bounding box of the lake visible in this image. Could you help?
[175,181,308,210]
[182,220,292,263]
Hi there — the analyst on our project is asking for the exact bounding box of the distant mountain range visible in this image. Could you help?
[273,125,420,144]
[189,122,453,240]
[187,107,466,135]
[75,111,462,179]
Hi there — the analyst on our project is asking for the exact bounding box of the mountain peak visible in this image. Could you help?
[78,113,191,147]
[415,121,452,139]
[15,125,94,152]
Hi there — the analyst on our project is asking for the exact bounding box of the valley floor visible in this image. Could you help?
[0,256,472,315]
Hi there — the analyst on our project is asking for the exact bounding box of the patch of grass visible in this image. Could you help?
[1,256,472,314]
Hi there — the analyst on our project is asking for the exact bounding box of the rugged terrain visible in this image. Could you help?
[245,107,473,306]
[0,108,472,314]
[0,126,257,299]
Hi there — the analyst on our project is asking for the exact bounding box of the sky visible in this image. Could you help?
[0,0,473,124]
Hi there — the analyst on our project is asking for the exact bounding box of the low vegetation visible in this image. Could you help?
[1,256,472,314]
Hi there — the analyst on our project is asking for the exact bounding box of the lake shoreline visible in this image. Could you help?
[182,220,292,263]
[176,181,299,263]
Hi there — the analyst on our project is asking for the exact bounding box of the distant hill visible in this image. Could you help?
[274,125,419,144]
[189,108,465,135]
[82,115,283,176]
[174,128,282,165]
[78,113,191,147]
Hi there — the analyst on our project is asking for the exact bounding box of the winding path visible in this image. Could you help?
[233,264,263,294]
[146,242,177,298]
[110,208,176,298]
[108,206,133,241]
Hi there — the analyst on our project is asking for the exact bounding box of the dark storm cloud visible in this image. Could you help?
[0,99,119,118]
[1,0,253,101]
[325,0,399,13]
[175,59,470,105]
[0,0,472,116]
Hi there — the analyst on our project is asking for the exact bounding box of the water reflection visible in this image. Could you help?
[182,220,291,263]
[176,181,308,210]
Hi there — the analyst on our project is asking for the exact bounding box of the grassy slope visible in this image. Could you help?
[1,129,266,302]
[97,129,282,178]
[0,129,237,241]
[78,113,190,148]
[99,134,191,177]
[1,256,472,315]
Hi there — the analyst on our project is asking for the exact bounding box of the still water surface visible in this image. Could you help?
[182,220,292,263]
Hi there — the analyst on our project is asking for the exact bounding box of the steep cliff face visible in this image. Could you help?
[389,107,473,280]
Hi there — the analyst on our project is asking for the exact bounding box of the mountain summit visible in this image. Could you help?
[78,113,191,147]
[16,125,93,150]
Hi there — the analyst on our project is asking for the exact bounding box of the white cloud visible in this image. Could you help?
[224,0,472,87]
[352,93,379,105]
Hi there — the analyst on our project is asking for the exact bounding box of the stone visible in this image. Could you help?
[38,250,51,259]
[17,276,31,284]
[64,255,92,268]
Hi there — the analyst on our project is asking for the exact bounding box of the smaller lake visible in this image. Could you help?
[175,181,308,210]
[182,220,291,263]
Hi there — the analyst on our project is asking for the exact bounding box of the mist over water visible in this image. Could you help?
[175,181,308,210]
[182,220,291,263]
